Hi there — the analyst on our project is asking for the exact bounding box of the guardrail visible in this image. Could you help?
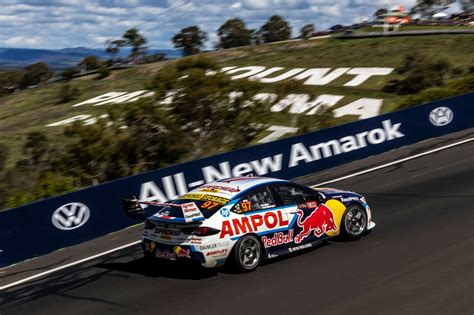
[1,92,473,267]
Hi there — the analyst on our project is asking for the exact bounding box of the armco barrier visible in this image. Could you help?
[1,93,473,267]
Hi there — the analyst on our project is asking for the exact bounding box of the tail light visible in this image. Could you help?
[144,220,156,230]
[181,226,220,236]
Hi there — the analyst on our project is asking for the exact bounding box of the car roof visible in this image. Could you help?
[185,176,287,200]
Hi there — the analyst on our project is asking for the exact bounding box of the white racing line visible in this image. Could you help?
[1,137,473,291]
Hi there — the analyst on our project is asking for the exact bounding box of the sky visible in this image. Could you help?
[0,0,417,50]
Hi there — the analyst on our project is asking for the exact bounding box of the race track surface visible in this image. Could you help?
[1,138,473,315]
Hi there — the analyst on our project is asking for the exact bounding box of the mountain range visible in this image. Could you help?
[0,47,182,69]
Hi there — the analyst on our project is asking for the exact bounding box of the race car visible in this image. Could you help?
[123,176,375,271]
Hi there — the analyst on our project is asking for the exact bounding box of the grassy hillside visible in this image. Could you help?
[1,34,473,167]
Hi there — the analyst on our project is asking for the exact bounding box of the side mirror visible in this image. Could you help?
[317,192,325,204]
[122,196,146,220]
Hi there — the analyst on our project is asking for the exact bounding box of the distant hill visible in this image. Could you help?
[0,47,182,69]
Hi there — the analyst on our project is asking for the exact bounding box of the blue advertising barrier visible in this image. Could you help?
[1,93,473,267]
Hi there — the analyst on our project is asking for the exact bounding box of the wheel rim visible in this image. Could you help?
[239,237,260,269]
[345,207,366,236]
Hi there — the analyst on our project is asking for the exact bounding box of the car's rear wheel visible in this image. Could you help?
[232,234,262,272]
[341,204,367,239]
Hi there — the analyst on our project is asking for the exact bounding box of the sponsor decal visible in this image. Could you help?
[181,193,229,205]
[199,185,240,193]
[429,107,453,127]
[173,246,191,258]
[198,242,230,250]
[206,249,228,256]
[220,209,289,238]
[181,202,204,222]
[134,121,404,205]
[261,230,294,248]
[188,238,202,245]
[267,253,279,259]
[220,207,230,218]
[154,227,180,236]
[51,202,90,230]
[294,204,338,243]
[341,197,359,203]
[240,200,252,212]
[289,243,312,253]
[155,249,176,260]
[145,241,156,253]
[289,120,404,167]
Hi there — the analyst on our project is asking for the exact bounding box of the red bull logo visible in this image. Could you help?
[261,230,294,248]
[295,204,338,244]
[173,246,191,258]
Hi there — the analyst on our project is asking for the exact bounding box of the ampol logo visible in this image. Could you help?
[52,202,90,230]
[429,107,453,127]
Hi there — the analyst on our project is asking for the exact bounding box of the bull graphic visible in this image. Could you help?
[294,204,338,244]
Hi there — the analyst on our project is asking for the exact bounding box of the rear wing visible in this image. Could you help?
[122,196,205,223]
[122,196,147,220]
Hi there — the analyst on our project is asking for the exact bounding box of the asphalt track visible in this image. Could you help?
[1,136,474,314]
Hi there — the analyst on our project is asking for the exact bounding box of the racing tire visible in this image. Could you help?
[231,234,262,272]
[340,204,367,240]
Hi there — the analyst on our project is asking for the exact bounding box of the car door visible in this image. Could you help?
[272,184,324,246]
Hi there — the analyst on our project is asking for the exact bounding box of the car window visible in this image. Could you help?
[233,187,276,213]
[274,185,317,207]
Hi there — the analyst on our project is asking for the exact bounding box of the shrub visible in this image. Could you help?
[96,67,110,80]
[57,83,80,104]
[397,74,474,109]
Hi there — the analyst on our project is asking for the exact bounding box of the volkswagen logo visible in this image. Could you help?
[429,107,453,127]
[52,202,90,230]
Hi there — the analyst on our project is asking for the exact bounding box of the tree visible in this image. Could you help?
[61,67,79,81]
[0,69,23,96]
[105,39,126,61]
[122,28,147,63]
[80,55,99,71]
[259,15,291,43]
[250,29,263,45]
[172,26,207,56]
[18,62,53,89]
[147,57,271,153]
[23,131,48,165]
[383,52,452,94]
[217,18,252,49]
[374,8,387,17]
[410,0,455,16]
[300,24,315,39]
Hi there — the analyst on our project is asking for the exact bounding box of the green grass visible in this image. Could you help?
[1,34,473,166]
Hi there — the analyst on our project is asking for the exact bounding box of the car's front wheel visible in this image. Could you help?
[232,234,262,272]
[341,204,367,239]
